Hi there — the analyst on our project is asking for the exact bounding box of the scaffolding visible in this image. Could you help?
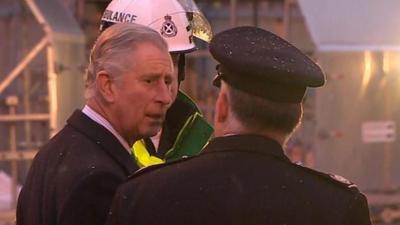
[0,0,302,224]
[0,0,85,224]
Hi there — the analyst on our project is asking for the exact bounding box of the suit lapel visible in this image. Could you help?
[67,110,139,174]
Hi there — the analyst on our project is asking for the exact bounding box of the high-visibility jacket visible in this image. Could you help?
[132,91,213,168]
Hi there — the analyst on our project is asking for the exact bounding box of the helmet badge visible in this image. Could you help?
[161,15,178,38]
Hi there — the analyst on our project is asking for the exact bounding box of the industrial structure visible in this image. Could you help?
[1,0,400,224]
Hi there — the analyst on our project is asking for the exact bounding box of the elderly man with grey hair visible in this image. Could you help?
[17,23,176,225]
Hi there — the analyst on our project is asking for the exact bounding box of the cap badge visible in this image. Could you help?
[161,15,178,38]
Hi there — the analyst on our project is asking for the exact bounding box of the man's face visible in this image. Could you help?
[112,42,177,144]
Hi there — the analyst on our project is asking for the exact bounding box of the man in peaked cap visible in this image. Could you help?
[106,26,372,225]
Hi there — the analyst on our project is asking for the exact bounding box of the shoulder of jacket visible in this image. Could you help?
[292,163,360,193]
[127,156,195,180]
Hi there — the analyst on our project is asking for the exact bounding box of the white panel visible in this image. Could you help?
[298,0,400,51]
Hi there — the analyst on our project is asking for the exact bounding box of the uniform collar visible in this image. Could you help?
[203,134,291,162]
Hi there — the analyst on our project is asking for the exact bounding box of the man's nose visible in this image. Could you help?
[155,82,174,105]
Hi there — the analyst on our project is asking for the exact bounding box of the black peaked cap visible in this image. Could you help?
[209,26,325,103]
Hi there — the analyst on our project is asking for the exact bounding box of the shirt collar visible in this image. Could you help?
[82,105,131,153]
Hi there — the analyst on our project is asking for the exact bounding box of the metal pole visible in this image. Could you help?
[0,37,48,95]
[0,114,50,122]
[6,96,19,208]
[282,0,293,39]
[22,4,33,151]
[253,0,259,27]
[24,0,56,136]
[230,0,237,27]
[47,45,58,137]
[77,0,85,24]
[24,0,52,34]
[0,150,38,161]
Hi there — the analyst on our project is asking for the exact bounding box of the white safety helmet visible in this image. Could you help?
[100,0,212,54]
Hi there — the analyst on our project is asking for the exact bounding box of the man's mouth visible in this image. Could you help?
[146,113,165,122]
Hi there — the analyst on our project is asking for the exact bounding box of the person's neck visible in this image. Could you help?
[220,120,287,146]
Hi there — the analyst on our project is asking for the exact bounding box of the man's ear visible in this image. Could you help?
[215,87,229,123]
[96,71,115,103]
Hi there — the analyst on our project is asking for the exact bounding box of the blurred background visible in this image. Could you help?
[1,0,400,224]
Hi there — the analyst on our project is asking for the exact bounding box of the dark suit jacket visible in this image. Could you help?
[17,110,138,225]
[107,135,371,225]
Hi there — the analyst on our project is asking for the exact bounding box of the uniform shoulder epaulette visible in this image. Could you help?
[128,156,194,180]
[292,162,359,192]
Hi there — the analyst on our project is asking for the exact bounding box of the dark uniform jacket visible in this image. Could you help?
[17,110,138,225]
[106,134,372,225]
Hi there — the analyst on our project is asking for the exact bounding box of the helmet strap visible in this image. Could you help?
[178,53,186,84]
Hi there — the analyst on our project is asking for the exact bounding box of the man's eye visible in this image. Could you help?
[144,78,156,84]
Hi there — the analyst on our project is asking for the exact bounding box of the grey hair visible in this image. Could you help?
[84,23,169,99]
[227,84,303,136]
